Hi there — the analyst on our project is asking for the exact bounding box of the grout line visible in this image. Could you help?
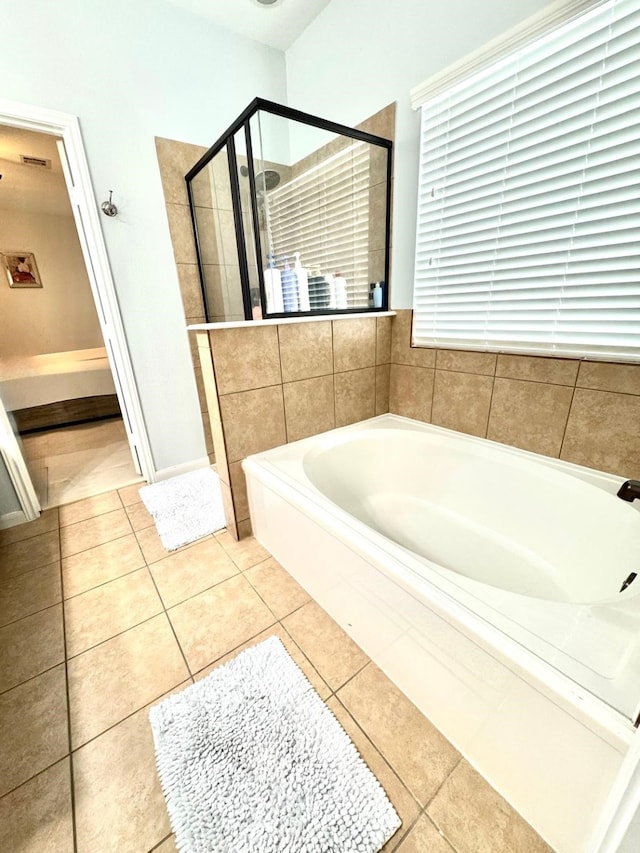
[328,690,422,807]
[68,677,193,756]
[60,528,135,563]
[62,562,146,603]
[147,834,174,852]
[374,334,379,414]
[64,605,165,662]
[333,658,371,696]
[0,590,62,630]
[0,549,60,580]
[58,487,125,526]
[0,755,71,807]
[145,564,194,683]
[331,321,337,427]
[424,753,464,812]
[57,514,79,853]
[0,513,59,549]
[275,323,283,385]
[276,326,291,446]
[159,614,194,687]
[276,620,332,695]
[389,812,425,851]
[486,364,498,439]
[489,373,578,388]
[0,654,65,698]
[130,527,198,568]
[558,381,579,460]
[189,623,277,681]
[61,503,132,533]
[428,364,435,424]
[280,382,290,445]
[252,588,314,628]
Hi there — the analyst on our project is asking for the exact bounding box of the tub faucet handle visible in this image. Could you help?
[617,480,640,502]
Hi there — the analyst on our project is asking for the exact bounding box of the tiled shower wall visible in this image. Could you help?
[390,309,640,480]
[196,316,391,539]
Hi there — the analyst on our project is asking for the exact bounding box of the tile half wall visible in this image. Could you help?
[195,316,392,539]
[390,309,640,482]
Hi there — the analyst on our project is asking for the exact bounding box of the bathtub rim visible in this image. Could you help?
[243,414,638,748]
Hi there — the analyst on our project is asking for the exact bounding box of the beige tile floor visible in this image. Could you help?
[0,484,553,853]
[19,418,142,509]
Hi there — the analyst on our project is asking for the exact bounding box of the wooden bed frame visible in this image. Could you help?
[2,347,120,433]
[12,394,121,433]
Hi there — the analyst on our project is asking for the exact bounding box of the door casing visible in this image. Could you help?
[0,98,154,521]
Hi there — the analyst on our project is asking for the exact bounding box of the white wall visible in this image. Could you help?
[0,0,287,473]
[285,0,554,308]
[0,210,102,358]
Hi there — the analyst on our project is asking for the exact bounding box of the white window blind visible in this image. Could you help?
[412,0,640,361]
[268,142,371,309]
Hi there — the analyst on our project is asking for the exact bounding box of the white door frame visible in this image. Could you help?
[0,403,40,526]
[0,98,154,508]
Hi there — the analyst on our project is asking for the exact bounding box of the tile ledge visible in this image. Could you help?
[187,311,395,332]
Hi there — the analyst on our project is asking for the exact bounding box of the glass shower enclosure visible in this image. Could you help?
[185,98,392,322]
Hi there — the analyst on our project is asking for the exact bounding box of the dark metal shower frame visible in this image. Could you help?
[185,97,393,322]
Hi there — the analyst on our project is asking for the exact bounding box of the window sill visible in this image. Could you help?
[187,311,395,332]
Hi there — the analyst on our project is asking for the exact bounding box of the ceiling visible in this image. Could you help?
[0,126,71,217]
[164,0,332,50]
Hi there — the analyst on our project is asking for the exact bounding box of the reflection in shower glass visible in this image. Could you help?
[249,111,386,316]
[190,145,244,322]
[186,99,392,321]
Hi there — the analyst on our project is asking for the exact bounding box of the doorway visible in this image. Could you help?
[0,98,153,520]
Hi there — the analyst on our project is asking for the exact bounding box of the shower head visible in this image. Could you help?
[239,165,280,191]
[257,169,280,191]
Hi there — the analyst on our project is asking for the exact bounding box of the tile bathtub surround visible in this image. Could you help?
[389,308,640,479]
[0,486,551,853]
[195,314,392,539]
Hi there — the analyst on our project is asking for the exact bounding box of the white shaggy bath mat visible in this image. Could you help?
[139,467,225,551]
[149,636,401,853]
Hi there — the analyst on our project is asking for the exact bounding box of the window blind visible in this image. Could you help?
[268,142,371,309]
[412,0,640,361]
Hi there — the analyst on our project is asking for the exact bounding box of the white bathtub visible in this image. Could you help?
[243,415,640,852]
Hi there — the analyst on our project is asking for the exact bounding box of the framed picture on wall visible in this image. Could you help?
[2,252,42,288]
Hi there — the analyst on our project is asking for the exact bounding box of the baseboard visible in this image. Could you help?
[150,456,211,484]
[0,510,30,530]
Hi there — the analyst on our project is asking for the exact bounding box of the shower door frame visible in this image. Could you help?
[185,97,393,323]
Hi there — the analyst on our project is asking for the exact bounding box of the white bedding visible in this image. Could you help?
[1,347,117,411]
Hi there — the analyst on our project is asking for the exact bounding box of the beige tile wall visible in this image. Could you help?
[360,105,395,286]
[195,315,392,539]
[390,309,640,480]
[155,137,214,463]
